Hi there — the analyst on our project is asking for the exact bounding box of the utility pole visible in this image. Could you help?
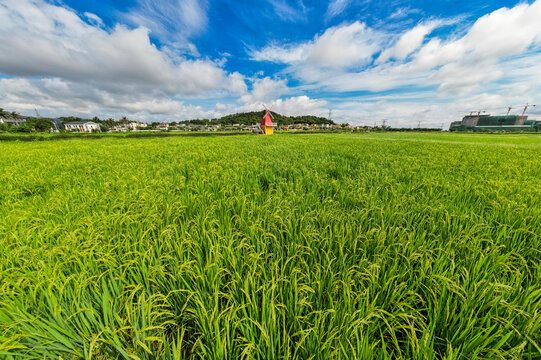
[382,119,387,128]
[417,120,421,129]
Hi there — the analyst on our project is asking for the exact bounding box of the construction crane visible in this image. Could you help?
[469,110,485,116]
[34,107,40,118]
[519,103,536,124]
[506,106,515,116]
[469,110,486,126]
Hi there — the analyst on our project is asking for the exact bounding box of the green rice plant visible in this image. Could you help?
[0,132,540,359]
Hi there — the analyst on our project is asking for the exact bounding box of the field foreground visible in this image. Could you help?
[0,132,540,359]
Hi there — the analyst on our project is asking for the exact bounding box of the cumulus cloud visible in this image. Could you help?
[234,95,328,117]
[0,0,243,96]
[270,96,328,116]
[251,21,383,68]
[0,77,233,121]
[376,21,442,63]
[0,0,248,119]
[252,1,541,98]
[0,72,325,122]
[239,77,289,104]
[123,0,208,53]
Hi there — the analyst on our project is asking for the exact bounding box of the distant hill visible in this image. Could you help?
[181,111,334,126]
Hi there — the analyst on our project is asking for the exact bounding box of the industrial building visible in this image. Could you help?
[450,105,541,132]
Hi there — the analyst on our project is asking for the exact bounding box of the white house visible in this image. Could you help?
[111,122,142,132]
[64,121,100,132]
[156,122,170,130]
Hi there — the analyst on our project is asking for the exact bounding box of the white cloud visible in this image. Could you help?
[377,21,442,63]
[412,1,541,93]
[267,0,306,22]
[270,96,328,116]
[252,21,382,68]
[0,77,227,121]
[0,0,242,96]
[326,0,352,19]
[123,0,208,53]
[234,95,328,117]
[84,12,104,27]
[410,2,541,72]
[0,75,327,122]
[253,0,541,98]
[239,77,289,104]
[388,7,421,20]
[248,1,541,126]
[330,87,540,129]
[0,0,247,119]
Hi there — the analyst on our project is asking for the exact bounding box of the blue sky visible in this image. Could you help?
[1,0,540,126]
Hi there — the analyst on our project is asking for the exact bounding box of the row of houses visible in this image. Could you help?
[1,117,340,133]
[1,118,149,132]
[158,122,340,131]
[64,121,149,132]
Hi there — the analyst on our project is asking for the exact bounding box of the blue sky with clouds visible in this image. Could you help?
[1,0,540,126]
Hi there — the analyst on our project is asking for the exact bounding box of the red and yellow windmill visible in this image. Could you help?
[260,105,276,135]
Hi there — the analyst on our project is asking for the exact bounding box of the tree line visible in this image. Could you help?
[181,111,334,126]
[1,109,335,133]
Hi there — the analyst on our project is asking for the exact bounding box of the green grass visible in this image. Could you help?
[0,132,540,359]
[0,131,250,141]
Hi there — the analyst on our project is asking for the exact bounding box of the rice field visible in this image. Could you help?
[0,132,540,359]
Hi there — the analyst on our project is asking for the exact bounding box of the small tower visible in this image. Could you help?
[261,105,275,135]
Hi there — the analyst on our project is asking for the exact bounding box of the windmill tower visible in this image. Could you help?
[261,105,276,135]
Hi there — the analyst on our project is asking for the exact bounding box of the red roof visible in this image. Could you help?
[261,112,274,126]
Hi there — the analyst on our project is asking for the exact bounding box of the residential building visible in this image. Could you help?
[64,121,100,132]
[156,122,170,130]
[0,117,26,126]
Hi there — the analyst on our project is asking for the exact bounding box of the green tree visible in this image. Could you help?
[14,122,32,133]
[0,122,12,132]
[25,117,54,132]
